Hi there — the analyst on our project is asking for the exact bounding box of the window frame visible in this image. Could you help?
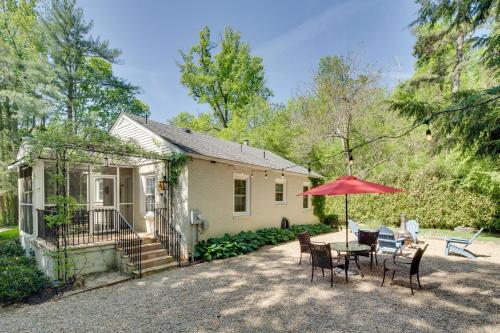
[233,173,251,216]
[274,178,287,204]
[144,175,156,215]
[302,182,311,210]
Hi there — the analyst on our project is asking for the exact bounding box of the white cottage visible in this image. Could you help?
[12,112,320,277]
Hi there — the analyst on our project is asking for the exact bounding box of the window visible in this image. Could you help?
[303,184,310,209]
[144,176,155,214]
[275,179,286,204]
[234,174,250,215]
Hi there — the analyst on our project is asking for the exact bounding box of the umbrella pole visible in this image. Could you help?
[345,194,348,246]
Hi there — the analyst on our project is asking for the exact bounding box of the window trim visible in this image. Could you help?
[274,178,287,205]
[144,175,156,215]
[302,182,312,211]
[233,173,251,216]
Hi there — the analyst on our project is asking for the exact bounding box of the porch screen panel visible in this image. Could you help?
[69,165,89,207]
[19,166,33,234]
[119,168,133,223]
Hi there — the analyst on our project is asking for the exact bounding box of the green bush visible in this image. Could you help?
[0,228,19,240]
[0,265,47,302]
[321,214,340,230]
[0,237,46,303]
[326,157,499,231]
[0,239,25,257]
[195,224,332,261]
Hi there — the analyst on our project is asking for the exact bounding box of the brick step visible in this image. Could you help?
[132,261,179,277]
[128,255,174,269]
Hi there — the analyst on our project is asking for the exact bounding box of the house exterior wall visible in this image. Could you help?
[186,158,318,255]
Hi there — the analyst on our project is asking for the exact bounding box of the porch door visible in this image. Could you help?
[92,175,116,232]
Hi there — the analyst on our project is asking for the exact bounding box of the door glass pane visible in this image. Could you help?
[119,168,133,203]
[94,178,114,207]
[93,166,117,175]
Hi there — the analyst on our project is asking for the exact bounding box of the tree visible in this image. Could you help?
[41,0,148,129]
[296,55,382,175]
[178,26,272,129]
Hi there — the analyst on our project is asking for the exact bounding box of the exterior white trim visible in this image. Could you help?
[233,173,251,216]
[274,178,287,205]
[302,182,312,211]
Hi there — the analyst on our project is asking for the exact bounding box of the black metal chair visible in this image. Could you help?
[310,242,346,287]
[297,231,311,265]
[381,244,429,294]
[357,230,379,268]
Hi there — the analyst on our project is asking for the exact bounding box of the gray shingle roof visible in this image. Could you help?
[125,113,320,177]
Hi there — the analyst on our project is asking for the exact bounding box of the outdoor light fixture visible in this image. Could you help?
[104,156,109,167]
[426,128,432,141]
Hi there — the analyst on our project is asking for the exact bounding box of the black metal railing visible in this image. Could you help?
[37,208,142,277]
[113,209,142,277]
[154,208,181,266]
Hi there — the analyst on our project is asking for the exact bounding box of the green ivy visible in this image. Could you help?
[195,224,332,261]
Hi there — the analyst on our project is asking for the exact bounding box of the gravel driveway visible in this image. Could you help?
[1,231,499,333]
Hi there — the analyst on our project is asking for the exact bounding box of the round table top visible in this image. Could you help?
[330,242,370,252]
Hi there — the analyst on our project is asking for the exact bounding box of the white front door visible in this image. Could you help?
[91,175,116,232]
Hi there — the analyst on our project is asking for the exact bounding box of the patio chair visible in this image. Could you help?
[297,231,311,265]
[406,219,420,244]
[309,242,346,287]
[377,225,405,258]
[348,219,359,238]
[357,230,379,268]
[381,244,428,295]
[444,228,484,259]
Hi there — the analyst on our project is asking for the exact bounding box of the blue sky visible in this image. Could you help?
[78,0,419,122]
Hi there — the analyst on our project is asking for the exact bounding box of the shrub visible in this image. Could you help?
[0,255,34,267]
[0,239,24,257]
[195,224,332,261]
[0,228,19,240]
[0,265,47,302]
[322,214,340,230]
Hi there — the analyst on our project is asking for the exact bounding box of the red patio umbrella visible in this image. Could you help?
[299,175,403,245]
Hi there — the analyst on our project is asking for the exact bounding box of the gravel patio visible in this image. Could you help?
[1,230,499,333]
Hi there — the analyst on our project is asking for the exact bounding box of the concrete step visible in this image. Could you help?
[138,242,161,252]
[132,261,179,277]
[128,255,174,269]
[133,249,170,261]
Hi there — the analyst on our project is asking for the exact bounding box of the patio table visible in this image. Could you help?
[330,241,371,280]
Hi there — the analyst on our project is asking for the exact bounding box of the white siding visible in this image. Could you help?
[109,114,178,154]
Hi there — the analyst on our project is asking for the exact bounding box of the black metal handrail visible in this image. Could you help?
[111,209,142,277]
[154,208,181,266]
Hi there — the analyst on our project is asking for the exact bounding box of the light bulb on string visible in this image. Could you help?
[251,171,254,178]
[348,155,354,166]
[281,170,285,179]
[264,170,268,179]
[426,128,432,141]
[308,163,311,174]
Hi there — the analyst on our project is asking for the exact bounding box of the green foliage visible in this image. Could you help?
[178,26,272,128]
[0,227,19,240]
[322,214,341,230]
[310,177,326,221]
[0,265,47,303]
[0,239,24,256]
[166,152,189,186]
[0,237,46,303]
[195,224,332,261]
[327,153,498,231]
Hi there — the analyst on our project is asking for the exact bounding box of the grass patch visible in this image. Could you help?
[0,227,19,240]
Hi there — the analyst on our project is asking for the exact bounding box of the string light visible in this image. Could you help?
[281,169,285,179]
[349,155,354,166]
[308,163,311,174]
[104,156,109,167]
[251,171,254,178]
[265,170,268,179]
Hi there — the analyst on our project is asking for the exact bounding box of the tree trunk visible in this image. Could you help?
[452,30,465,94]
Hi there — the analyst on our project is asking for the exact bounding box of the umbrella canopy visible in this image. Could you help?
[301,176,403,196]
[299,175,403,245]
